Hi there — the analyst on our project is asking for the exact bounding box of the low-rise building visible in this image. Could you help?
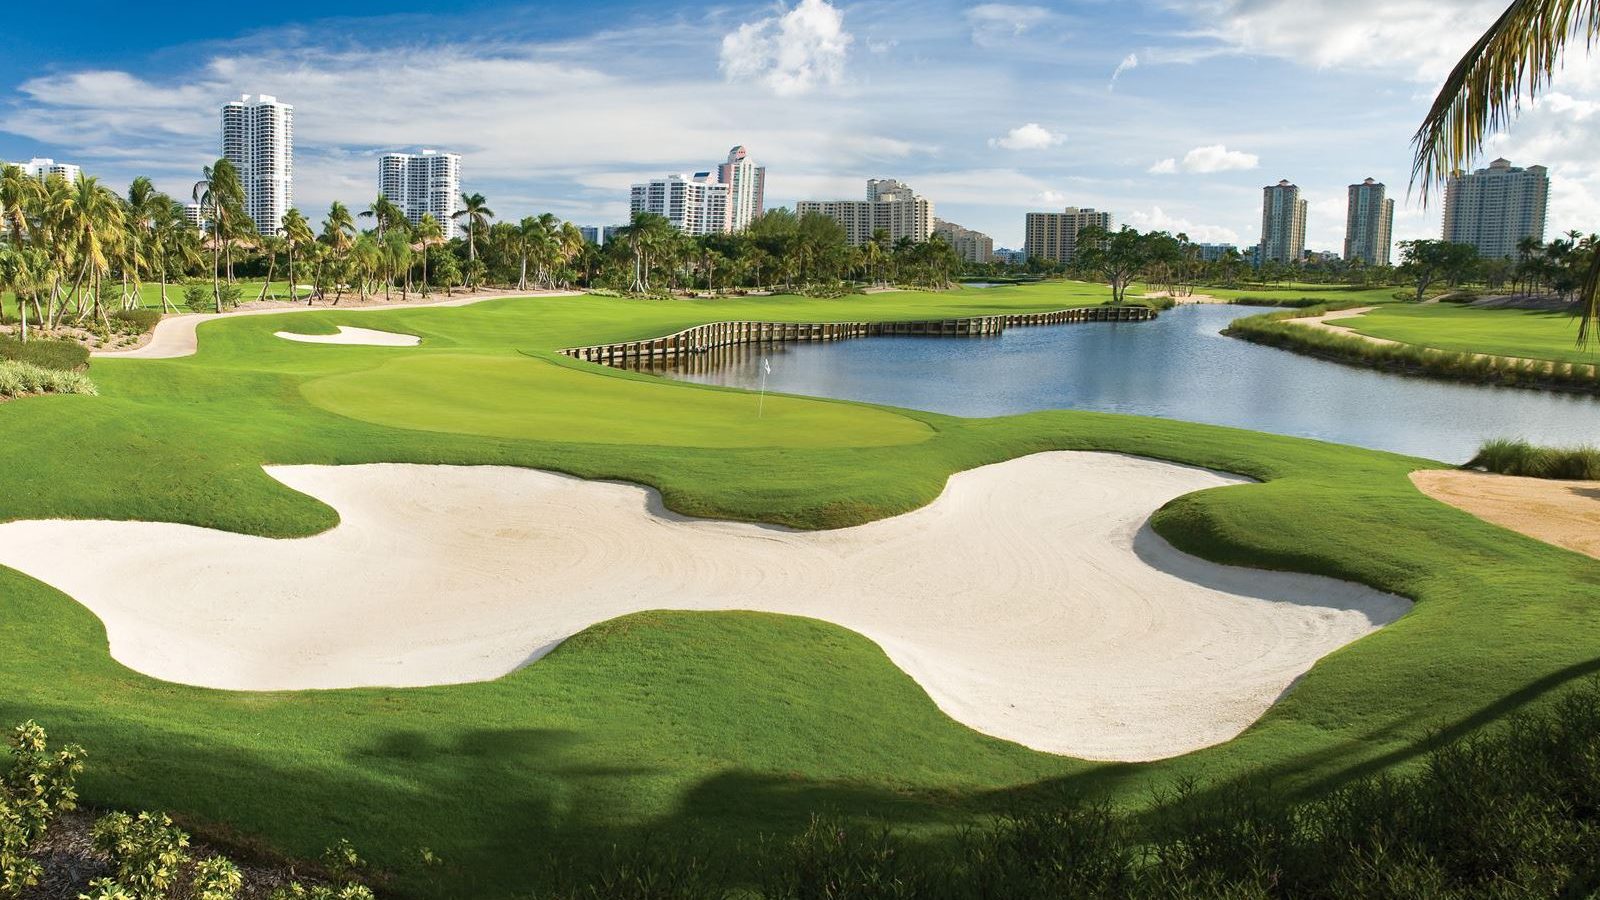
[8,157,81,183]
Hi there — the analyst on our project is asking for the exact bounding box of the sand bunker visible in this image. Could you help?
[1412,469,1600,560]
[275,326,421,346]
[0,453,1409,761]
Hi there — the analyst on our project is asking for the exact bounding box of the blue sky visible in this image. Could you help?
[5,0,1597,250]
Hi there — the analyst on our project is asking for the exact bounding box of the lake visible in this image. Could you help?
[631,303,1600,463]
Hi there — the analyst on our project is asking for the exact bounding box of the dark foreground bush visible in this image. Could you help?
[1467,437,1600,480]
[0,334,90,371]
[536,679,1600,898]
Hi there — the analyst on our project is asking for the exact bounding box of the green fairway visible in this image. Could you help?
[1200,283,1402,305]
[2,280,296,318]
[1328,303,1600,365]
[2,282,1598,896]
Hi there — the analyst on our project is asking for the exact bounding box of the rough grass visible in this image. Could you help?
[0,284,1598,897]
[1467,438,1600,481]
[0,359,97,398]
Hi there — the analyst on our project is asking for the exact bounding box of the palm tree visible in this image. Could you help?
[58,174,125,327]
[280,208,315,304]
[383,230,413,301]
[193,159,245,312]
[413,214,444,297]
[451,192,494,266]
[321,202,357,304]
[255,234,287,302]
[359,195,405,240]
[1413,0,1600,340]
[0,163,36,245]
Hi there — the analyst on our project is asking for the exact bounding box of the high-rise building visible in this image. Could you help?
[797,180,935,246]
[1442,158,1550,260]
[1023,207,1112,263]
[932,219,994,263]
[221,94,293,236]
[1259,180,1307,266]
[379,149,462,239]
[630,173,731,235]
[716,146,766,232]
[10,157,81,183]
[1344,178,1395,266]
[580,226,601,245]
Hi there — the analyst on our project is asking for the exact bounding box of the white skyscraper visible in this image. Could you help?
[221,94,293,236]
[379,149,462,239]
[797,179,935,246]
[1442,158,1550,260]
[629,172,731,236]
[716,145,766,232]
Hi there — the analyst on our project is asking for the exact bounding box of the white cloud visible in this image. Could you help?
[1124,206,1241,245]
[988,123,1064,151]
[1168,0,1505,82]
[966,4,1054,47]
[1148,157,1177,175]
[720,0,853,96]
[1179,144,1259,173]
[1109,53,1138,89]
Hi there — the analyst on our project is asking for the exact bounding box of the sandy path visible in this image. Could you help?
[0,453,1407,761]
[93,289,581,360]
[1411,470,1600,560]
[1283,306,1398,344]
[275,326,421,347]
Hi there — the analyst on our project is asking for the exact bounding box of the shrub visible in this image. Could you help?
[109,308,162,334]
[1466,438,1600,480]
[183,285,211,312]
[0,360,98,398]
[0,721,85,899]
[91,811,193,899]
[0,334,89,371]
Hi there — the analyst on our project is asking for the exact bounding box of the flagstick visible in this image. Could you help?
[758,356,769,418]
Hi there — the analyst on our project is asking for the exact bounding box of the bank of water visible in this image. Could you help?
[632,304,1600,462]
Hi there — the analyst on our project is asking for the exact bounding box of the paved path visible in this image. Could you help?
[93,290,582,360]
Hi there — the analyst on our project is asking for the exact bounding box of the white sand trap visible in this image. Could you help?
[275,326,421,346]
[0,452,1409,761]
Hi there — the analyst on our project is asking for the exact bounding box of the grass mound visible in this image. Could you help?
[1466,438,1600,480]
[0,359,97,399]
[0,334,90,371]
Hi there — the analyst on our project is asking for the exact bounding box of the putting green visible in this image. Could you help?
[301,353,933,447]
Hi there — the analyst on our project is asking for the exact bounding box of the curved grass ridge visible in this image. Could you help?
[0,359,97,399]
[1224,304,1600,393]
[1,285,1598,897]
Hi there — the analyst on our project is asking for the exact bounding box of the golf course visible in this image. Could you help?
[3,281,1599,896]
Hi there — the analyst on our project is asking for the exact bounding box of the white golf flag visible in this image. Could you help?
[762,358,772,375]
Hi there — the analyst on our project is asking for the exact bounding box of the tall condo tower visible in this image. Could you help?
[716,146,766,232]
[1442,158,1549,259]
[379,149,463,239]
[797,180,935,246]
[630,173,731,235]
[1259,180,1307,265]
[221,94,293,236]
[1344,178,1395,266]
[1023,206,1113,264]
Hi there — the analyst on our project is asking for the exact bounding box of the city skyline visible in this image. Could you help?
[4,0,1596,251]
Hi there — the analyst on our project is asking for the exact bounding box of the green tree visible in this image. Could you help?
[1399,239,1480,301]
[451,192,494,266]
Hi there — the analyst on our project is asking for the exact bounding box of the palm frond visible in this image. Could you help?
[1411,0,1600,203]
[1578,246,1600,346]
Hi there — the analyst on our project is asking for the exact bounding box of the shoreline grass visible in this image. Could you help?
[1466,437,1600,480]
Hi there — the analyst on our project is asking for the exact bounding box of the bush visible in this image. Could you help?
[109,308,162,334]
[0,334,89,371]
[0,359,98,398]
[183,285,211,312]
[0,721,86,898]
[1466,438,1600,480]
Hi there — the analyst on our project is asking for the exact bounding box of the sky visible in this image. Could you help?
[4,0,1598,251]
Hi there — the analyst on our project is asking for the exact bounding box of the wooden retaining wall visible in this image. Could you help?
[560,305,1155,365]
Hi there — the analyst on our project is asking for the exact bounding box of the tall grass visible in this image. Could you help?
[534,679,1600,898]
[0,334,90,371]
[1467,438,1600,480]
[0,359,98,398]
[1224,305,1600,394]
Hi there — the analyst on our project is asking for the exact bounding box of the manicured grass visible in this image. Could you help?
[1,280,294,319]
[1200,284,1403,305]
[1,282,1598,896]
[1332,303,1600,365]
